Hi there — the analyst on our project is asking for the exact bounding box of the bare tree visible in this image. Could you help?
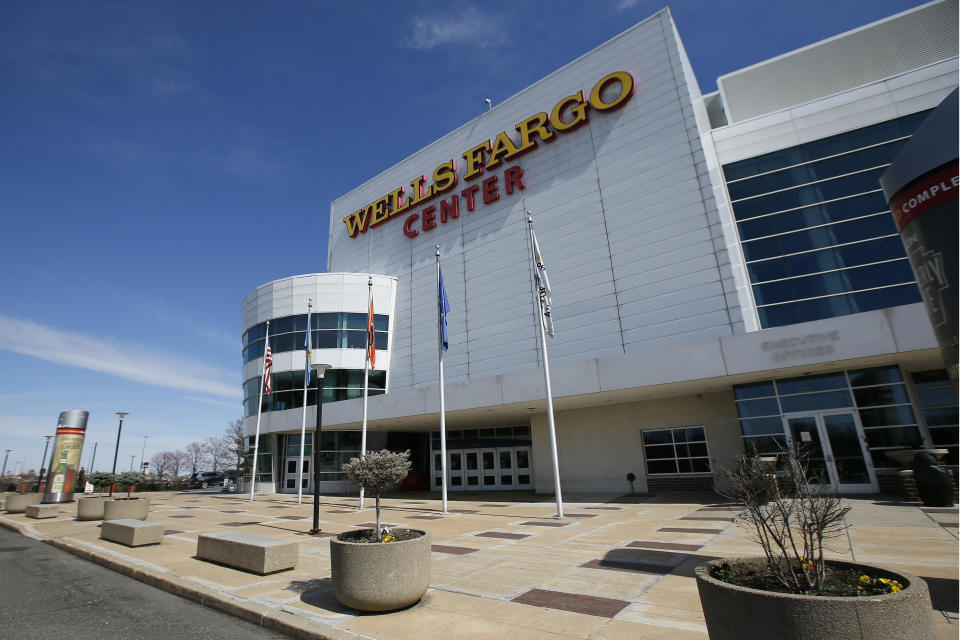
[225,419,247,474]
[185,441,210,475]
[169,450,190,482]
[205,436,230,472]
[150,451,171,481]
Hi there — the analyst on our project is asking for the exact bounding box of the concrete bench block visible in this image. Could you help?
[197,531,298,575]
[25,504,61,519]
[101,519,163,547]
[5,493,42,513]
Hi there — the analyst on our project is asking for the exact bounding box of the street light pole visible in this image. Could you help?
[139,435,149,470]
[36,435,53,493]
[310,363,330,536]
[129,454,135,472]
[88,442,98,472]
[1,449,11,485]
[110,412,128,496]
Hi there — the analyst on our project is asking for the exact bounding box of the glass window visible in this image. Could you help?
[374,314,389,331]
[343,330,367,349]
[736,397,780,418]
[747,236,909,283]
[863,426,923,449]
[292,314,308,331]
[752,260,915,306]
[313,313,339,329]
[779,390,852,412]
[922,407,959,427]
[916,388,958,407]
[858,405,916,427]
[742,214,898,262]
[642,427,710,475]
[776,373,847,395]
[740,417,785,436]
[734,381,775,400]
[849,366,903,387]
[271,333,295,353]
[853,385,909,407]
[731,168,887,221]
[737,191,889,241]
[270,316,294,335]
[757,284,921,328]
[344,312,367,329]
[374,332,389,350]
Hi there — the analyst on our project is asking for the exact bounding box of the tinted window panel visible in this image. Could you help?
[911,370,951,387]
[646,459,678,474]
[642,430,672,445]
[374,315,389,331]
[738,192,888,240]
[858,405,916,427]
[863,426,923,448]
[748,236,908,283]
[374,332,389,350]
[922,407,959,427]
[344,313,367,329]
[853,384,909,407]
[776,373,847,394]
[734,381,776,400]
[731,168,886,221]
[758,283,921,328]
[779,390,852,412]
[740,417,784,436]
[742,214,897,262]
[313,313,339,329]
[313,330,338,349]
[736,397,780,418]
[929,427,959,446]
[848,366,903,387]
[916,388,959,407]
[272,333,295,353]
[270,316,294,335]
[343,330,367,348]
[752,260,915,306]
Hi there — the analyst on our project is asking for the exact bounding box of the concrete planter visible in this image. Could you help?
[696,558,934,640]
[103,497,150,521]
[77,496,108,520]
[5,493,42,513]
[330,529,431,612]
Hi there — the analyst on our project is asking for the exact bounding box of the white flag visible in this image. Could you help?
[531,229,555,337]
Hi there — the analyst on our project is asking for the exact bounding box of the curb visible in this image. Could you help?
[2,517,359,640]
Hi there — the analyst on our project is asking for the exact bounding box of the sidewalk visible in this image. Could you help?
[1,491,956,639]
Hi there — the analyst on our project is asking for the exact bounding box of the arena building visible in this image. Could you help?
[242,0,958,496]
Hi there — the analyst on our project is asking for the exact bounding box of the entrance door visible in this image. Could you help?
[464,451,482,491]
[283,457,310,493]
[783,410,877,493]
[480,449,498,489]
[515,447,533,489]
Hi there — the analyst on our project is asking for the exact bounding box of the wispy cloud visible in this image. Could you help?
[186,396,241,409]
[0,314,238,399]
[107,287,237,348]
[615,0,648,12]
[402,6,507,51]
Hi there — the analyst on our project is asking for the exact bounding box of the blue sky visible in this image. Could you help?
[0,0,925,473]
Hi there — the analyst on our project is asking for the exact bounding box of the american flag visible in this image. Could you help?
[263,345,273,395]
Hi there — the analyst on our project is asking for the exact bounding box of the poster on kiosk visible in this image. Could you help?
[42,410,89,503]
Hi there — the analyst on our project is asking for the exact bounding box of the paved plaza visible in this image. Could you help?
[1,491,957,639]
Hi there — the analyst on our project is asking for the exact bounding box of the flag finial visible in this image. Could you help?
[436,244,440,257]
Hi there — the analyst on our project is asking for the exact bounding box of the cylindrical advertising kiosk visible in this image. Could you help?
[881,90,959,391]
[42,410,89,503]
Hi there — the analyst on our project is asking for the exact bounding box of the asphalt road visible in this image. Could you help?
[0,527,289,640]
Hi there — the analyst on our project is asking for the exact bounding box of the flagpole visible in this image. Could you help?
[297,302,311,506]
[436,245,449,515]
[359,276,372,511]
[250,320,270,502]
[526,214,564,518]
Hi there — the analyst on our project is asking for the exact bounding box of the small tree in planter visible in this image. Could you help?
[116,471,147,499]
[341,449,412,542]
[697,443,935,640]
[87,471,117,497]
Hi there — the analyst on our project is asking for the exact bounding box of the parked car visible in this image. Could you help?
[189,471,225,488]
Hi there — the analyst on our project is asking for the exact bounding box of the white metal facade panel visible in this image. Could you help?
[718,0,958,123]
[327,9,737,394]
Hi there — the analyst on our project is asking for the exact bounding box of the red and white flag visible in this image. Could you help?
[263,346,273,395]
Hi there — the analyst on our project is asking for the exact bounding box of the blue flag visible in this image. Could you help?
[439,266,450,351]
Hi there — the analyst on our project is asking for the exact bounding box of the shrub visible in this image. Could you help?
[116,471,147,499]
[342,449,411,542]
[718,443,850,594]
[86,471,117,496]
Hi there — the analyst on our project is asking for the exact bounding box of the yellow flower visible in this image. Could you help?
[879,578,890,584]
[891,585,901,593]
[381,535,395,543]
[859,575,871,582]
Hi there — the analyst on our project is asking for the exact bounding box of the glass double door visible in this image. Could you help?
[433,447,532,491]
[783,410,877,493]
[282,457,311,493]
